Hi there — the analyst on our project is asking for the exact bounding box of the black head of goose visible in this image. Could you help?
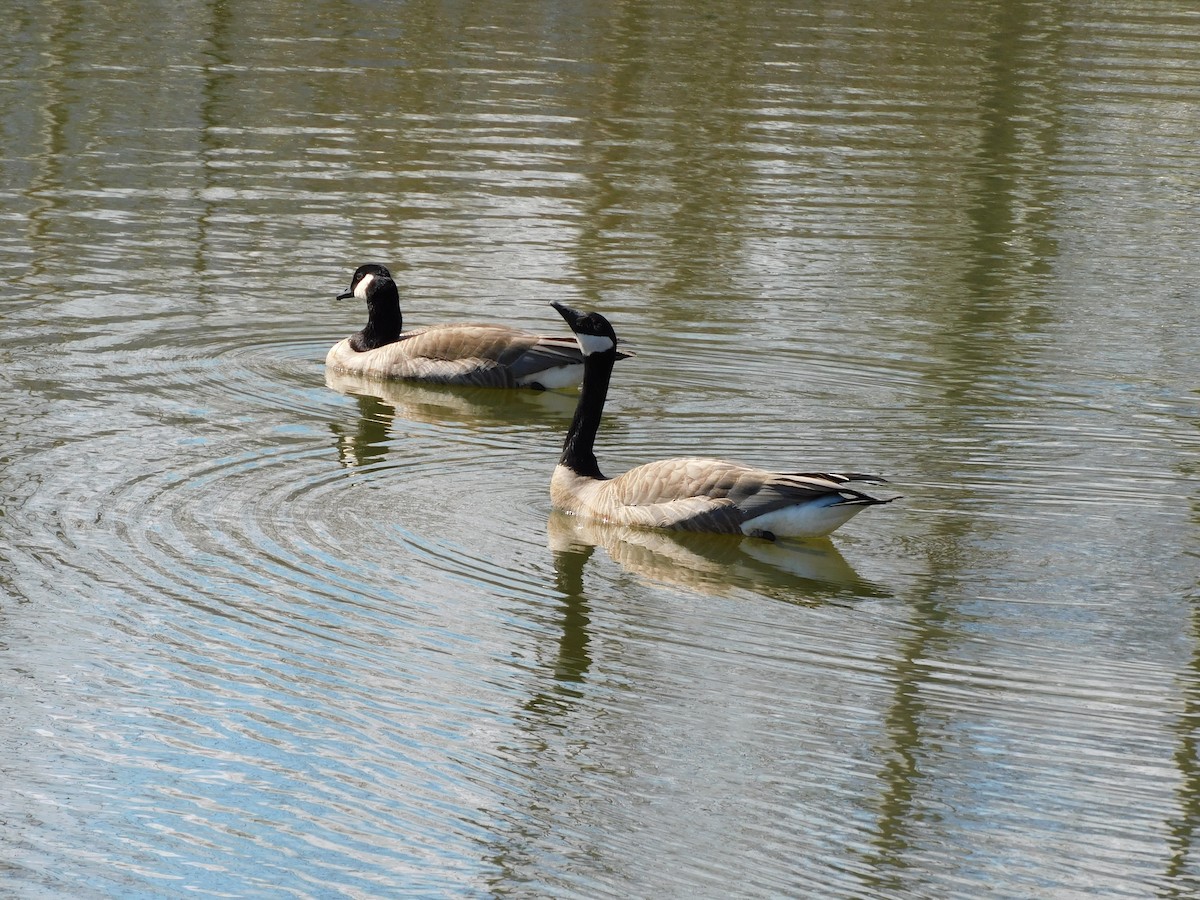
[549,301,897,540]
[336,264,399,351]
[326,264,629,390]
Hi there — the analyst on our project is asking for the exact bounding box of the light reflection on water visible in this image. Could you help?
[3,0,1200,897]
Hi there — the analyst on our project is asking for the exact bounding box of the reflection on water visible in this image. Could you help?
[326,368,576,468]
[4,0,1200,897]
[547,510,887,604]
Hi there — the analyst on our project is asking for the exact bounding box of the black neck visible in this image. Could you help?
[350,297,403,352]
[559,349,616,479]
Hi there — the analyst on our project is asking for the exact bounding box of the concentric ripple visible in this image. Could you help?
[0,321,584,894]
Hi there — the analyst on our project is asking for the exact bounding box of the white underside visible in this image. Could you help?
[740,498,865,538]
[516,362,584,389]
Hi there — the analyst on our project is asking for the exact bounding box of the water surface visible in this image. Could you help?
[2,1,1199,897]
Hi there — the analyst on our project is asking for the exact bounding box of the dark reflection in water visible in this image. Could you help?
[1168,623,1200,890]
[572,1,760,310]
[1167,488,1200,891]
[965,1,1063,292]
[544,532,593,690]
[860,545,961,889]
[858,7,1064,888]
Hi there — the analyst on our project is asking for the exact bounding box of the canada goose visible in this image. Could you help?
[326,264,629,389]
[549,302,896,540]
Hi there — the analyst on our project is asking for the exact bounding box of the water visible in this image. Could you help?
[3,1,1199,896]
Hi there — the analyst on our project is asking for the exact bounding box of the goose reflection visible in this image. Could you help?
[548,510,888,603]
[540,526,595,695]
[327,375,394,469]
[326,368,577,468]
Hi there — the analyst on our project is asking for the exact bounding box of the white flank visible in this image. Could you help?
[353,272,376,300]
[517,363,584,390]
[741,497,865,538]
[576,333,615,356]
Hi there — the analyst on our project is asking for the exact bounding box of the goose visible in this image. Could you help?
[326,264,629,389]
[549,302,896,540]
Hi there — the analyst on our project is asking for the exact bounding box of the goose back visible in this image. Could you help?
[326,323,590,388]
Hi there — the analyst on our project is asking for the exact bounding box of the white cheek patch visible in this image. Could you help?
[353,273,376,300]
[576,333,615,356]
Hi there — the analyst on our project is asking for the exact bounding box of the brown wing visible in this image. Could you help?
[599,459,756,532]
[607,458,760,506]
[396,323,541,364]
[602,458,880,532]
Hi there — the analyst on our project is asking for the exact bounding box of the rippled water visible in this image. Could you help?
[3,1,1200,897]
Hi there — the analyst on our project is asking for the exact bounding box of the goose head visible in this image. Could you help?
[339,263,401,351]
[551,301,618,357]
[337,263,394,302]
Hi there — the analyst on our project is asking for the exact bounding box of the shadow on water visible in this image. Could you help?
[546,509,889,605]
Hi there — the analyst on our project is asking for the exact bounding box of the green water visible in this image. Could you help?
[2,1,1199,896]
